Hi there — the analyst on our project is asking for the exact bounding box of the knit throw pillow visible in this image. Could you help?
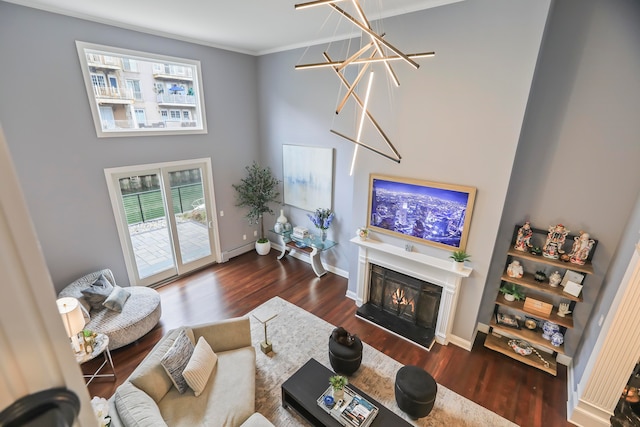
[160,330,194,394]
[81,274,114,310]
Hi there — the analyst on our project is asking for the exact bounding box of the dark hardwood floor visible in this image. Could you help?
[86,251,570,427]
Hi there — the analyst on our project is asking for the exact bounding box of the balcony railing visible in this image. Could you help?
[93,86,135,102]
[156,93,196,105]
[86,54,122,69]
[152,65,194,81]
[101,119,136,130]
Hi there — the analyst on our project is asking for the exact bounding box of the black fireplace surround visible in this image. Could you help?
[356,264,442,349]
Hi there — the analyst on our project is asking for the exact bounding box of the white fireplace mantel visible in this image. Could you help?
[351,237,472,346]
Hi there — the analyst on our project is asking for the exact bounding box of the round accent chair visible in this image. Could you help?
[394,365,437,419]
[58,268,161,350]
[328,335,363,376]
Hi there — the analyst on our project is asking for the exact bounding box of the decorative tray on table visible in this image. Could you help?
[316,386,378,427]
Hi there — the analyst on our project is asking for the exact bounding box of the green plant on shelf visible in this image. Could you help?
[499,283,525,301]
[449,250,471,262]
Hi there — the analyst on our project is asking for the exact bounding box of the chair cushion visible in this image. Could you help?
[103,285,131,312]
[183,337,218,397]
[114,382,168,427]
[81,274,114,310]
[160,330,195,394]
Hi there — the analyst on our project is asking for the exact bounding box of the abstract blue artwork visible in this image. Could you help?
[283,145,333,212]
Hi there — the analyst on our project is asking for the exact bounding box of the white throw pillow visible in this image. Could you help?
[182,336,218,397]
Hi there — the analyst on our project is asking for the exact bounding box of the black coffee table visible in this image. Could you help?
[281,358,412,426]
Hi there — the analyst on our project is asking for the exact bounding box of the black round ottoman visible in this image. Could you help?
[394,365,437,419]
[328,336,363,376]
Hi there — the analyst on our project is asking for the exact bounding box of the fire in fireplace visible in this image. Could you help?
[356,264,442,349]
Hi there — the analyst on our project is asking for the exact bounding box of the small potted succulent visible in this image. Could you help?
[499,283,525,302]
[449,250,471,271]
[329,375,348,401]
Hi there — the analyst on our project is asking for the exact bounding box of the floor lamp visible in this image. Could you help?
[56,297,85,354]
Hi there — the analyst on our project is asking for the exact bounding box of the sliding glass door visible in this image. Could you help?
[106,159,219,286]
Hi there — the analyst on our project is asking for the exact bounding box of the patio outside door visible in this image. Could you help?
[105,158,220,287]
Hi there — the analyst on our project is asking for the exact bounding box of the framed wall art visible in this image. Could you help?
[367,174,476,251]
[76,41,207,138]
[283,145,333,212]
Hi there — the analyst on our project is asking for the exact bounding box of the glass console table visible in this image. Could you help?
[273,230,336,277]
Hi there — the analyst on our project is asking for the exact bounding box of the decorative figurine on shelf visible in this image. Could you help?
[514,221,534,252]
[542,321,560,340]
[569,231,595,265]
[534,270,547,282]
[551,331,564,347]
[549,271,562,287]
[507,260,524,279]
[543,224,569,259]
[356,227,369,240]
[557,302,572,317]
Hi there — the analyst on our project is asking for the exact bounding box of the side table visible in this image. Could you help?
[75,333,116,385]
[273,230,337,277]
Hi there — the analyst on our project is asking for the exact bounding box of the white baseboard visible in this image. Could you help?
[477,322,490,334]
[448,333,473,351]
[568,399,612,427]
[221,242,255,262]
[345,290,357,301]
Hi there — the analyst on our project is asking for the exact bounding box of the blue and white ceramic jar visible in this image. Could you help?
[551,331,564,347]
[542,321,559,340]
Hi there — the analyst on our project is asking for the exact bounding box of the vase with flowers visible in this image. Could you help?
[307,208,334,242]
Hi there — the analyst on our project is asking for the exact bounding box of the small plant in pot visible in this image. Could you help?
[499,283,525,302]
[329,375,348,401]
[449,250,471,271]
[232,162,281,255]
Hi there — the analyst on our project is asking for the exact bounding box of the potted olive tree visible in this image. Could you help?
[233,162,281,255]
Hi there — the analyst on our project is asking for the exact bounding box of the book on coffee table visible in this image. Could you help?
[317,386,378,427]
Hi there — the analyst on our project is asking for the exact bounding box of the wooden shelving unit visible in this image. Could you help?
[484,224,597,376]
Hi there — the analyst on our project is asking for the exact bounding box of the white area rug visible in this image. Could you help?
[248,297,518,426]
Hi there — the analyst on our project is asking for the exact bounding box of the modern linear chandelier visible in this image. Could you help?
[295,0,434,171]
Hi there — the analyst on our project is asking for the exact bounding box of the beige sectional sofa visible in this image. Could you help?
[107,317,273,427]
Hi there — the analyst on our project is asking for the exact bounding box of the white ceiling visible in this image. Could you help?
[5,0,462,55]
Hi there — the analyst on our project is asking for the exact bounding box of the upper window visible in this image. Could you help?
[76,41,207,138]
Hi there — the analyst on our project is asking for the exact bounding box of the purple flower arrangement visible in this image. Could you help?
[307,208,335,230]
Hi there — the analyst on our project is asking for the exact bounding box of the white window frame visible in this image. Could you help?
[76,41,208,138]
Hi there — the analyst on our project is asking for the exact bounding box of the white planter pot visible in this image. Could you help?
[255,240,271,256]
[453,261,464,272]
[503,293,516,302]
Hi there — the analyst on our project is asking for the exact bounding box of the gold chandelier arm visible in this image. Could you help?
[294,0,344,10]
[295,52,434,70]
[330,130,401,163]
[350,0,400,86]
[336,61,370,114]
[325,53,401,160]
[337,40,374,72]
[329,4,419,69]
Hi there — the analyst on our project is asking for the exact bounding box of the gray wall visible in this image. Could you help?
[478,0,640,361]
[258,0,551,344]
[0,2,261,291]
